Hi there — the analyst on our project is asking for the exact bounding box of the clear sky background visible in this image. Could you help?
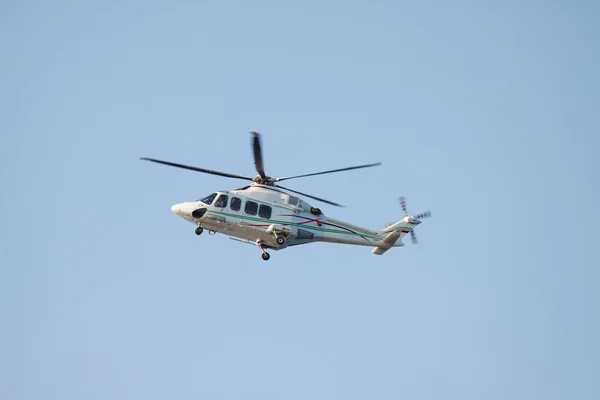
[1,1,599,399]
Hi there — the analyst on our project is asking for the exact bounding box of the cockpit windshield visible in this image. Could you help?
[198,193,217,205]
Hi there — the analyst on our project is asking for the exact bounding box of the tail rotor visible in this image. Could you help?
[398,197,431,245]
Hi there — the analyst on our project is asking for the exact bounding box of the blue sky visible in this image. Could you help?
[1,1,599,399]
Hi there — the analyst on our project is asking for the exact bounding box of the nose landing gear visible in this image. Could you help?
[195,226,204,235]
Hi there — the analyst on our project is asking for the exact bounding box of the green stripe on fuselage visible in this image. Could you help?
[207,210,381,239]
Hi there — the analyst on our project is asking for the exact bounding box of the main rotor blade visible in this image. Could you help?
[140,157,254,181]
[274,162,382,182]
[274,184,345,207]
[251,132,266,179]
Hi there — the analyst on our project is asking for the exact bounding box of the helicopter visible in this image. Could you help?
[140,132,431,260]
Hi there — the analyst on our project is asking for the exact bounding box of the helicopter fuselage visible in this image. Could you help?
[170,184,414,253]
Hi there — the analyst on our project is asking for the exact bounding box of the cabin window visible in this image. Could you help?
[230,197,241,211]
[214,194,228,208]
[199,193,217,205]
[245,201,258,215]
[258,204,272,219]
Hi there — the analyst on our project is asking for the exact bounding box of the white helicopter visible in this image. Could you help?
[141,132,431,260]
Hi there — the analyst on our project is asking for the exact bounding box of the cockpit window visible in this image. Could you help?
[214,194,228,208]
[199,193,217,205]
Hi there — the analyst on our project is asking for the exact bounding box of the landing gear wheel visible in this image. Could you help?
[261,252,270,261]
[276,237,285,245]
[195,227,204,235]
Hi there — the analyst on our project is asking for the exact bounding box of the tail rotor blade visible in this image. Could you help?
[399,197,408,216]
[410,230,418,244]
[414,211,432,219]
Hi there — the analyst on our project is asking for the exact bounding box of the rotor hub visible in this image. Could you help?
[253,175,275,185]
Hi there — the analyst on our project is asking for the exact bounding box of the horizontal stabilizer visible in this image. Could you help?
[372,229,404,255]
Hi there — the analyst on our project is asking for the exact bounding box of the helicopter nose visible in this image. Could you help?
[171,204,181,214]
